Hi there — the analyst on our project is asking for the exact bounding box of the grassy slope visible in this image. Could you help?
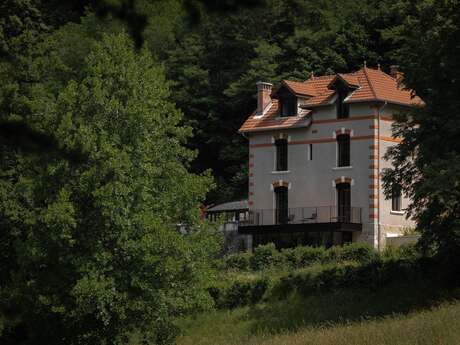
[176,300,460,345]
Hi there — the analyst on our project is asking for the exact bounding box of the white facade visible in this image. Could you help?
[246,101,415,249]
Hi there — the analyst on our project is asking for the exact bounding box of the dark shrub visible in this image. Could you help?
[382,243,421,261]
[207,286,225,309]
[324,245,342,263]
[281,246,325,269]
[296,246,325,266]
[250,278,271,304]
[281,247,299,268]
[340,242,378,264]
[224,252,251,271]
[250,243,281,270]
[225,281,252,308]
[220,277,271,308]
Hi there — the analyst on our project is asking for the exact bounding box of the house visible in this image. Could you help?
[237,65,421,250]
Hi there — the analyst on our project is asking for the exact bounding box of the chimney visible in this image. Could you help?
[390,65,399,79]
[256,81,273,115]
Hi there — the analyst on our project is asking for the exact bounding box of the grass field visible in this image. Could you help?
[176,277,460,345]
[176,299,460,345]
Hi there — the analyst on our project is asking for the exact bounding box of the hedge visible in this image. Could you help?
[222,242,384,272]
[211,253,426,309]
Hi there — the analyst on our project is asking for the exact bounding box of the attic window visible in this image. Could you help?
[276,87,297,117]
[336,86,350,119]
[279,95,297,117]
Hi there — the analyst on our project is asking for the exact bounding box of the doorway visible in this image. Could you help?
[275,186,288,224]
[336,182,351,222]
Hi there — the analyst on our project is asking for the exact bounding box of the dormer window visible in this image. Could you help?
[328,75,356,119]
[337,86,350,119]
[279,95,297,117]
[275,86,298,117]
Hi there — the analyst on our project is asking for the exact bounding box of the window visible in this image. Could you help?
[336,88,350,119]
[308,144,313,161]
[280,95,297,117]
[392,186,402,211]
[337,134,350,167]
[275,139,288,171]
[336,182,351,222]
[275,186,288,224]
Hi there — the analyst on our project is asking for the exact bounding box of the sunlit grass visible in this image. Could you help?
[176,299,460,345]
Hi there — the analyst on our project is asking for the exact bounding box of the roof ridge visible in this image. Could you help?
[362,66,378,99]
[305,74,335,81]
[285,79,306,84]
[375,68,398,82]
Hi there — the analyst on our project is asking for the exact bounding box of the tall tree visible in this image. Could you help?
[164,0,402,203]
[382,0,460,262]
[0,16,217,344]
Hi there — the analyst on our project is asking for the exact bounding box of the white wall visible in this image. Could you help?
[247,101,416,248]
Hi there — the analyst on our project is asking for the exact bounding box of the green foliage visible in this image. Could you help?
[223,252,251,271]
[282,246,325,268]
[212,253,431,310]
[162,0,403,203]
[0,17,217,345]
[222,243,378,272]
[209,277,272,309]
[177,282,460,345]
[381,0,460,263]
[249,243,282,271]
[339,243,378,264]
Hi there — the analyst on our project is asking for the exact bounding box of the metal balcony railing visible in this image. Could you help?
[239,206,362,227]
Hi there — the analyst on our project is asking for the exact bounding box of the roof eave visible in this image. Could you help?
[345,98,418,107]
[239,122,312,134]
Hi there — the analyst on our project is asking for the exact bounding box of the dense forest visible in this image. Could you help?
[1,0,459,344]
[1,0,409,203]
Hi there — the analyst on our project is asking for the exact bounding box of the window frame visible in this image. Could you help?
[391,186,402,212]
[277,88,298,117]
[275,138,288,171]
[337,134,351,167]
[274,186,289,224]
[336,86,350,119]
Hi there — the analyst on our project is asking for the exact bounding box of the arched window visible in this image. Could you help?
[337,134,350,167]
[275,139,288,171]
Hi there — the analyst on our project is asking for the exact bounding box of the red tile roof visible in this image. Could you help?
[281,80,317,97]
[239,100,312,133]
[239,67,422,133]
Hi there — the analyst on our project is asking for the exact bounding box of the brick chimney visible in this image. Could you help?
[390,65,399,79]
[256,81,273,115]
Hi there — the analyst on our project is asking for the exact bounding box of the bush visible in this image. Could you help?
[213,255,433,309]
[281,246,325,268]
[340,243,378,264]
[382,243,421,261]
[324,245,342,263]
[215,277,272,309]
[224,252,251,271]
[296,246,326,266]
[250,243,281,270]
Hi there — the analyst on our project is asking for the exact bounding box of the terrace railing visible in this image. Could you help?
[239,206,362,227]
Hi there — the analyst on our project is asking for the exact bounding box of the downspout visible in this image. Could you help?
[377,101,388,251]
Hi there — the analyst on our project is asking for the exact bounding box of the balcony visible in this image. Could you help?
[238,206,362,235]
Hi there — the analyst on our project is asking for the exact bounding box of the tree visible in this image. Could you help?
[162,0,402,203]
[0,16,218,344]
[382,0,460,262]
